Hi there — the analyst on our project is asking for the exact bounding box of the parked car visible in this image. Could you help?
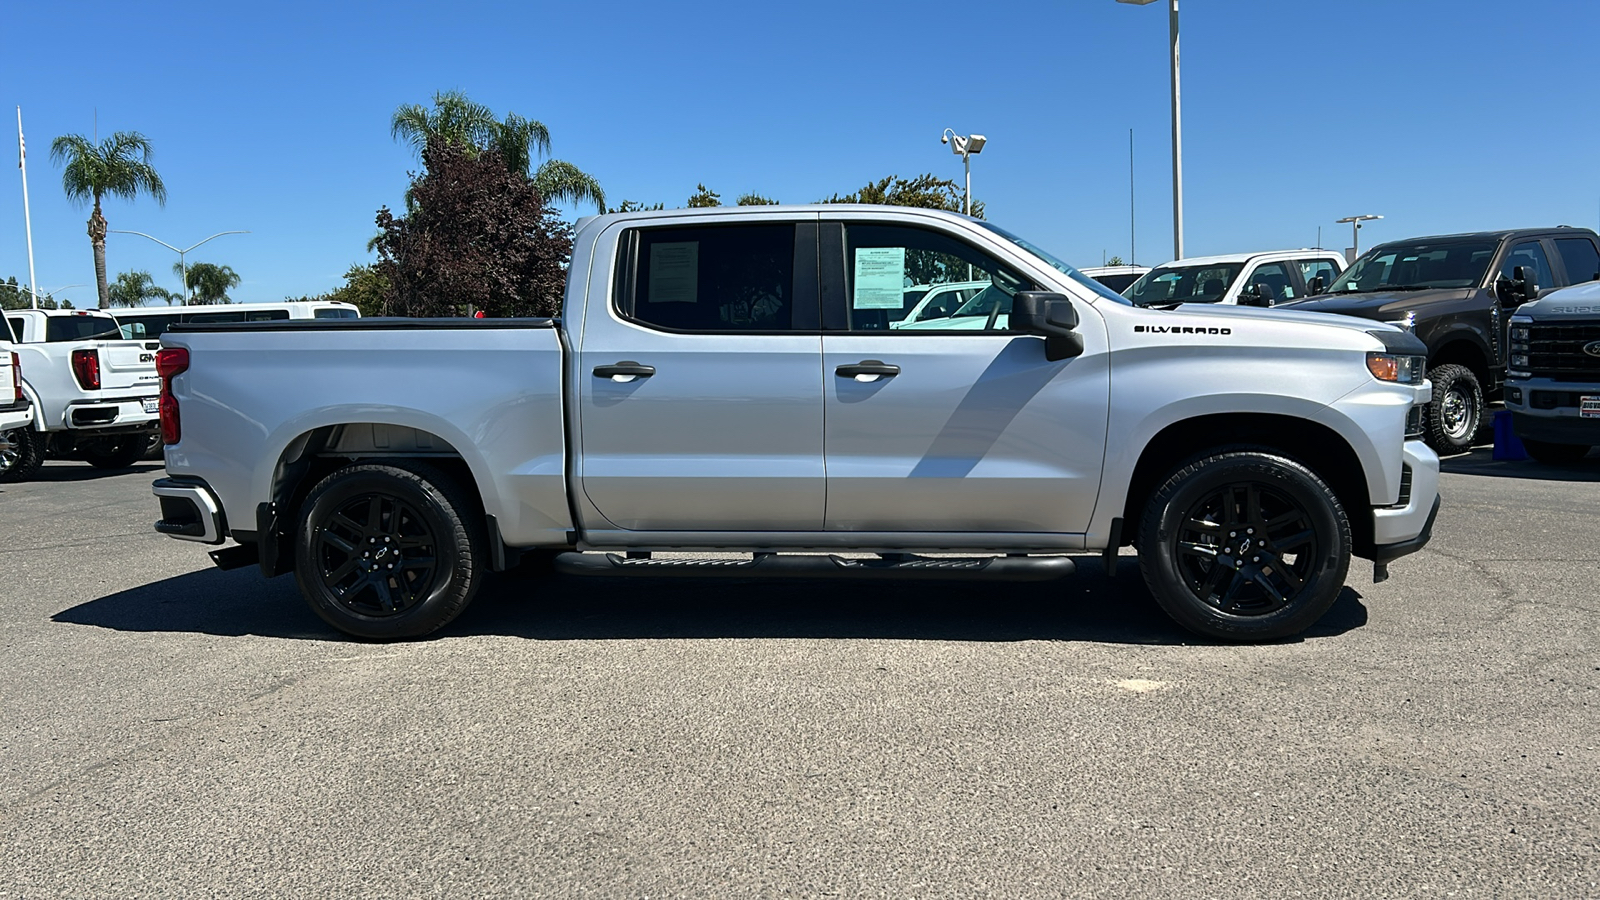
[151,205,1438,643]
[1281,227,1600,454]
[110,300,360,339]
[1504,279,1600,462]
[890,280,987,328]
[0,341,37,482]
[2,308,160,479]
[1080,265,1150,293]
[1122,250,1346,309]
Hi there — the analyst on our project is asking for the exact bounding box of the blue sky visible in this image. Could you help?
[2,0,1598,305]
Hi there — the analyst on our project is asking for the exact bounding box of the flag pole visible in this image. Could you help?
[18,107,39,310]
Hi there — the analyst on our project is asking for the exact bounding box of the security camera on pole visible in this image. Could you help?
[940,129,987,216]
[1336,214,1382,263]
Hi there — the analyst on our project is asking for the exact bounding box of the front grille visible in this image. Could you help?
[1526,322,1600,376]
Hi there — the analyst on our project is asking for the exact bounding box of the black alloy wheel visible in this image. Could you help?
[1139,451,1350,641]
[0,427,44,483]
[313,492,441,618]
[293,461,486,640]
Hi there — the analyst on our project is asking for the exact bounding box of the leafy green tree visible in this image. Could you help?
[107,270,175,307]
[374,137,573,318]
[686,184,721,208]
[737,192,779,206]
[0,278,68,310]
[50,132,167,308]
[1106,255,1126,266]
[822,173,981,218]
[607,200,665,213]
[391,90,605,213]
[288,264,390,318]
[177,262,240,305]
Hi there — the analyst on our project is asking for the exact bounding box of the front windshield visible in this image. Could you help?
[1329,240,1497,293]
[974,220,1129,304]
[1122,263,1245,307]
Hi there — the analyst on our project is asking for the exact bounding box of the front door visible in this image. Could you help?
[820,220,1109,536]
[577,218,825,533]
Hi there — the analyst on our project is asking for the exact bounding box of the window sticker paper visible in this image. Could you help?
[649,242,699,303]
[853,247,907,309]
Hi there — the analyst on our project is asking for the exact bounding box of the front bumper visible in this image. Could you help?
[1372,438,1441,550]
[153,477,227,544]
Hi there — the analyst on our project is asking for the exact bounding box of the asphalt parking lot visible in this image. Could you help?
[1,452,1596,898]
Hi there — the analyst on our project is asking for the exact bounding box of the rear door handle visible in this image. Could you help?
[594,361,656,380]
[835,360,901,380]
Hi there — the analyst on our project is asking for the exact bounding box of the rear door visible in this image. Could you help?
[575,216,827,533]
[819,218,1109,535]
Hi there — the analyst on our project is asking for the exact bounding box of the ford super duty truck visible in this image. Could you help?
[151,206,1440,642]
[3,308,161,479]
[1505,280,1600,462]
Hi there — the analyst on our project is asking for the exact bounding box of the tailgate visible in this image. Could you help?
[96,340,162,393]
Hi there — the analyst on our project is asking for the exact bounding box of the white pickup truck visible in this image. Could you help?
[0,342,37,480]
[3,308,162,479]
[152,206,1440,642]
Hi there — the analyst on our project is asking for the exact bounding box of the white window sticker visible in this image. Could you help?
[853,247,907,309]
[648,242,698,303]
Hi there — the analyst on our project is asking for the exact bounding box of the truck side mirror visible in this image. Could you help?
[1513,265,1540,303]
[1011,291,1084,361]
[1238,283,1274,307]
[1308,275,1326,295]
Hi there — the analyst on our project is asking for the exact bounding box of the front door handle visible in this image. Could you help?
[594,361,656,381]
[835,360,901,380]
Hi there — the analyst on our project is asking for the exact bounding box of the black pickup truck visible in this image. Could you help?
[1281,227,1600,453]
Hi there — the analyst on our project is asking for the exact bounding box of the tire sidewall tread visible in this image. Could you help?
[1425,363,1482,455]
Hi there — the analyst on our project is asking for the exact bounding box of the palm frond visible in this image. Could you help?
[532,159,606,214]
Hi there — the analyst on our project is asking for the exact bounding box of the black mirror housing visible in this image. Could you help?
[1011,291,1084,360]
[1308,275,1326,295]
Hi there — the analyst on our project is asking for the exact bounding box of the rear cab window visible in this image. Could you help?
[616,223,803,332]
[45,314,122,342]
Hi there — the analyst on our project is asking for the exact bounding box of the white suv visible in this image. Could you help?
[1123,250,1346,308]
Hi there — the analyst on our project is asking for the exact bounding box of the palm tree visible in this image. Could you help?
[390,90,605,213]
[107,270,176,307]
[50,132,167,308]
[176,261,240,305]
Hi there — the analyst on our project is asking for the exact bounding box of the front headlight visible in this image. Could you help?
[1366,352,1426,384]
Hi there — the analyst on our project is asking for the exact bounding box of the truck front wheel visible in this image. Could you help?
[294,461,487,640]
[1424,364,1482,455]
[1137,451,1351,641]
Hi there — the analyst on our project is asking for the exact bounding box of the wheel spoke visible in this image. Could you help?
[1217,569,1250,611]
[1184,517,1223,535]
[1245,484,1264,528]
[326,556,360,582]
[372,575,398,611]
[1249,569,1287,605]
[330,512,365,536]
[333,571,369,599]
[1196,558,1231,601]
[1273,529,1315,552]
[1262,553,1304,592]
[319,530,358,555]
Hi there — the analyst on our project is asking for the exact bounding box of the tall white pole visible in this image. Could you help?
[18,107,39,309]
[1168,0,1184,260]
[963,152,972,217]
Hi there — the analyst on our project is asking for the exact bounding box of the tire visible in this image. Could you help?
[142,433,165,461]
[1137,451,1352,642]
[0,427,44,483]
[293,461,486,640]
[1424,364,1483,455]
[80,435,149,470]
[1522,438,1591,464]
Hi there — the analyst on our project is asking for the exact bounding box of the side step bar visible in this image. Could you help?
[553,552,1075,582]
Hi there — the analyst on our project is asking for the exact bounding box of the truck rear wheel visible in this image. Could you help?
[1137,451,1351,641]
[1424,364,1482,455]
[1521,438,1591,464]
[0,427,44,483]
[293,461,486,640]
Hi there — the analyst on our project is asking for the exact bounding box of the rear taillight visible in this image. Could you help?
[156,347,189,445]
[9,352,18,398]
[70,349,101,390]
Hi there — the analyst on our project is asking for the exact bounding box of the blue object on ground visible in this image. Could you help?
[1492,409,1526,461]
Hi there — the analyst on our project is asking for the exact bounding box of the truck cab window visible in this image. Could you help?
[1501,241,1554,291]
[1554,237,1600,285]
[843,224,1030,331]
[620,224,796,332]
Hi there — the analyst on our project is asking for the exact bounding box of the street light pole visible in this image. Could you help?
[940,129,987,216]
[108,229,249,304]
[1335,215,1382,262]
[1117,0,1184,260]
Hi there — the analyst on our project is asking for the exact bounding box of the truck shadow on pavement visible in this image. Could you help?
[1441,446,1600,482]
[56,557,1369,646]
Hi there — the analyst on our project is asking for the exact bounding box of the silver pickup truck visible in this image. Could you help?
[152,206,1440,642]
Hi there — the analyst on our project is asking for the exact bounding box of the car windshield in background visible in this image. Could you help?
[1329,240,1497,293]
[973,221,1130,304]
[45,315,123,342]
[1123,264,1245,307]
